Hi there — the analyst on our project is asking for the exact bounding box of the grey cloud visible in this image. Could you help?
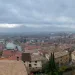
[0,0,75,32]
[0,0,75,23]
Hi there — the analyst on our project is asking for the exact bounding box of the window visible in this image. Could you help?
[29,61,31,63]
[35,61,37,63]
[24,61,25,63]
[34,64,37,66]
[29,64,32,67]
[17,57,19,61]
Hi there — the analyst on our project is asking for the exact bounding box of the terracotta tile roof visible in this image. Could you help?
[0,58,8,60]
[0,60,27,75]
[48,51,69,58]
[2,50,13,57]
[25,50,38,53]
[59,44,74,50]
[2,50,22,60]
[8,55,21,60]
[54,51,69,58]
[25,45,41,50]
[30,53,46,61]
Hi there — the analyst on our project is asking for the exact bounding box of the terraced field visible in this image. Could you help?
[0,60,27,75]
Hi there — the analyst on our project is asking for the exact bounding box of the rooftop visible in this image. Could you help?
[0,60,27,75]
[54,51,69,58]
[31,53,46,61]
[6,42,16,50]
[48,51,69,58]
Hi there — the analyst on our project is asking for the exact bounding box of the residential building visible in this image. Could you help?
[6,42,16,50]
[0,60,28,75]
[0,39,5,44]
[2,50,22,60]
[22,53,46,72]
[71,51,75,63]
[45,51,69,66]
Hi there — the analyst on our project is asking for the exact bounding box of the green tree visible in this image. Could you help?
[42,53,63,75]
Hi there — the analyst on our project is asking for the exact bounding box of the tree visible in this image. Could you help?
[42,53,63,75]
[0,51,3,57]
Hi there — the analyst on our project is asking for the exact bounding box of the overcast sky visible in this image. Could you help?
[0,0,75,32]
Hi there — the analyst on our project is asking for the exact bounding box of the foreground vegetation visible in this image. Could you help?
[42,53,63,75]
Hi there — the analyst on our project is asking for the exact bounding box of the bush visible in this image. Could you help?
[59,66,67,72]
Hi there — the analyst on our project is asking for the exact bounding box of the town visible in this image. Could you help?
[0,0,75,75]
[0,32,75,75]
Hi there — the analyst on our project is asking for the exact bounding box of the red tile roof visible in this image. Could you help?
[2,50,13,57]
[2,50,22,60]
[25,45,41,50]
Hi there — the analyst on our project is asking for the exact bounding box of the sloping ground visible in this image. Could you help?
[0,60,27,75]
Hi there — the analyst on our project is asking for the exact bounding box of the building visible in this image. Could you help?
[22,53,46,72]
[17,45,22,51]
[0,60,28,75]
[45,51,69,66]
[71,51,75,63]
[0,39,5,44]
[0,43,4,51]
[6,42,16,50]
[2,50,22,60]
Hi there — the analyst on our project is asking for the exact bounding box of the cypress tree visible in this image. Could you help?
[52,52,58,71]
[42,53,63,75]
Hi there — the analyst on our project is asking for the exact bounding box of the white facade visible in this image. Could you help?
[0,39,5,44]
[6,42,16,50]
[25,61,42,68]
[72,52,75,63]
[25,60,42,72]
[29,61,42,68]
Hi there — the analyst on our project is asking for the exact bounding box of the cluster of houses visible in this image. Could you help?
[0,39,75,74]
